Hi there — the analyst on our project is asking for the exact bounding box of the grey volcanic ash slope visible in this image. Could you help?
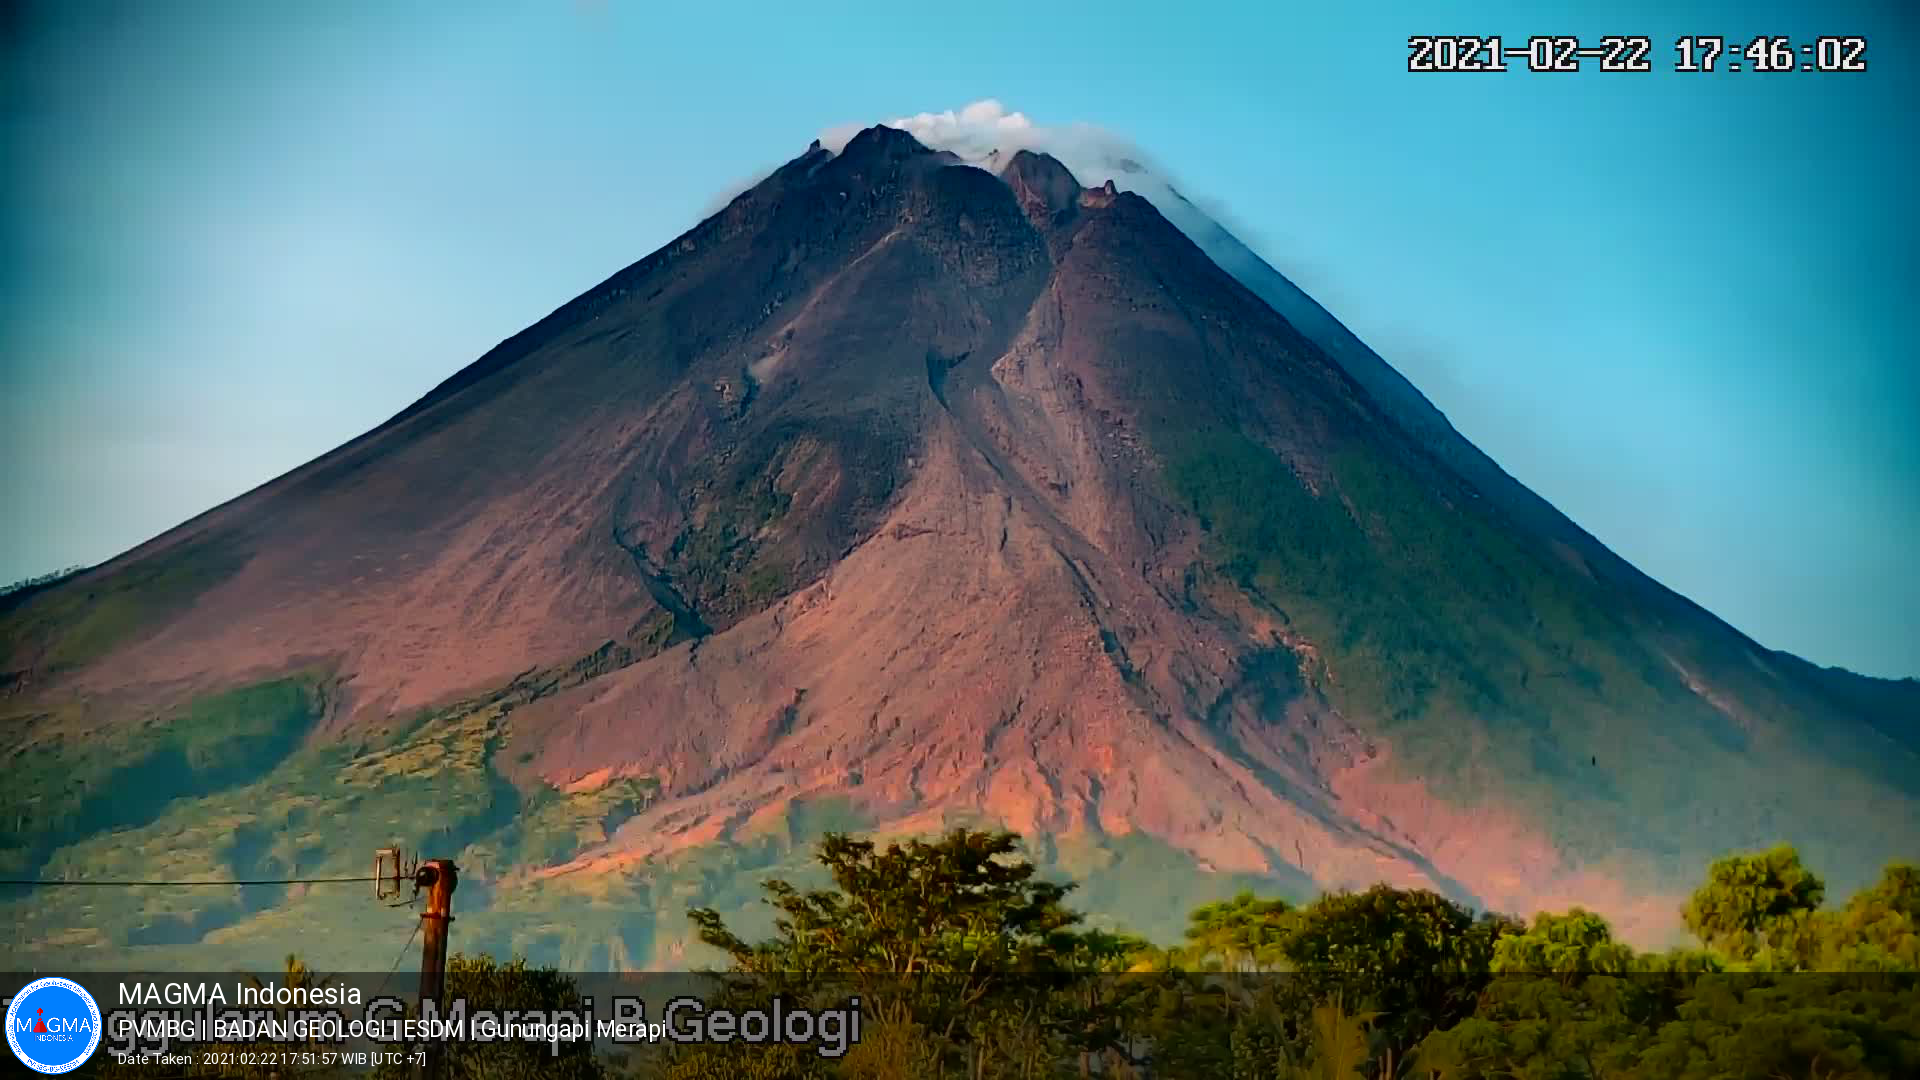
[2,126,1914,948]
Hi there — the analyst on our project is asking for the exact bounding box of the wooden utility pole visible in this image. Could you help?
[415,859,457,1080]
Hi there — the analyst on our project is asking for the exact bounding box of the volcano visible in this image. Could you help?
[3,125,1915,962]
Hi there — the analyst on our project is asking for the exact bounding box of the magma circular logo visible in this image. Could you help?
[6,977,102,1074]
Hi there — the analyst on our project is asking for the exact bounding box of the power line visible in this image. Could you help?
[375,920,425,999]
[0,875,384,888]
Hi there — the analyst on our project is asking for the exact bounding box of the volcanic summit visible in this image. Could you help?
[3,125,1915,962]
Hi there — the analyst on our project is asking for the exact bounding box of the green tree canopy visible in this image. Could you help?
[1826,861,1920,970]
[1182,889,1294,972]
[1277,885,1504,1058]
[681,828,1102,1078]
[689,829,1081,981]
[1490,907,1638,980]
[1682,844,1827,965]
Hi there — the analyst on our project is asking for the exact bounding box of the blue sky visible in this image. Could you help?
[2,1,1914,677]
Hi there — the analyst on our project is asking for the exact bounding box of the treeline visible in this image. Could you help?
[0,564,85,598]
[655,830,1918,1079]
[92,830,1919,1078]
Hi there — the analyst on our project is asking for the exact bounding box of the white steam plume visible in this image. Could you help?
[818,99,1273,251]
[814,100,1406,418]
[820,99,1135,187]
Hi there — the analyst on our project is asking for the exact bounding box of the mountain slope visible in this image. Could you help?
[2,127,1913,964]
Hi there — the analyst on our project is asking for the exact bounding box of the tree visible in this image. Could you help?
[1181,890,1294,972]
[1490,908,1637,981]
[682,829,1095,1078]
[1631,973,1919,1080]
[1408,853,1920,1079]
[652,837,1918,1077]
[1277,885,1503,1063]
[1681,845,1826,965]
[1825,862,1920,970]
[688,830,1080,982]
[1052,927,1158,1077]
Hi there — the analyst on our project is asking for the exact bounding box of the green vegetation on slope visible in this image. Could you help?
[0,538,247,674]
[1036,828,1308,940]
[2,673,608,965]
[0,674,322,878]
[0,667,899,970]
[3,679,1311,973]
[668,466,792,614]
[1153,424,1918,888]
[1163,426,1658,734]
